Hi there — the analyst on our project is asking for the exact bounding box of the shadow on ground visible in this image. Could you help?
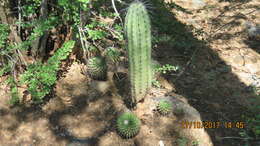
[149,0,259,145]
[244,39,260,54]
[2,86,123,145]
[48,94,115,145]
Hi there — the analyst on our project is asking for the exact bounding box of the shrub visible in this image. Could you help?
[20,40,75,102]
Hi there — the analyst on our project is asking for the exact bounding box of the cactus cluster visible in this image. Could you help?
[125,1,152,103]
[157,100,173,115]
[116,112,141,138]
[87,56,107,80]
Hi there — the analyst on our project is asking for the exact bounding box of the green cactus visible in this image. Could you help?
[116,112,141,138]
[125,1,152,103]
[157,100,173,115]
[87,56,107,80]
[105,47,120,63]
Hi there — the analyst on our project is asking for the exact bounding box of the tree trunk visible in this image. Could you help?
[31,0,49,61]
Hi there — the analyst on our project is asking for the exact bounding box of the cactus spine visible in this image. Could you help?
[87,56,107,80]
[125,1,152,103]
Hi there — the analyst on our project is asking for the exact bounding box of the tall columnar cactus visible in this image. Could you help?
[125,1,152,103]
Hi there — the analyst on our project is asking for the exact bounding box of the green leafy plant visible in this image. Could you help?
[20,40,75,102]
[87,56,107,80]
[152,34,172,44]
[0,24,11,68]
[152,80,161,88]
[30,16,58,39]
[0,24,9,48]
[58,0,90,26]
[192,140,199,146]
[155,64,179,74]
[87,29,107,40]
[5,76,20,105]
[84,19,108,41]
[1,0,124,105]
[21,0,42,17]
[176,137,189,146]
[157,100,173,115]
[14,16,59,55]
[112,24,124,41]
[116,112,141,138]
[0,62,12,77]
[125,1,152,103]
[151,60,160,74]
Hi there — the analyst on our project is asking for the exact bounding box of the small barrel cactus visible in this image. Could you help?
[116,112,141,138]
[125,1,152,103]
[157,100,173,115]
[105,47,120,63]
[87,56,107,80]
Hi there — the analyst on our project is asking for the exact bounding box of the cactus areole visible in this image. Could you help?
[125,1,152,103]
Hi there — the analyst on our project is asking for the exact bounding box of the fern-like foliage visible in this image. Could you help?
[20,40,75,102]
[0,24,9,49]
[117,112,141,138]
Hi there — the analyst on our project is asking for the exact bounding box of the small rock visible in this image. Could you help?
[157,76,173,91]
[159,140,165,146]
[192,0,206,9]
[90,80,111,95]
[245,63,259,74]
[236,72,255,86]
[244,21,260,40]
[187,18,198,25]
[256,71,260,76]
[232,55,244,66]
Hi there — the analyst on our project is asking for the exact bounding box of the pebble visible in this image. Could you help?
[159,140,165,146]
[192,0,206,9]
